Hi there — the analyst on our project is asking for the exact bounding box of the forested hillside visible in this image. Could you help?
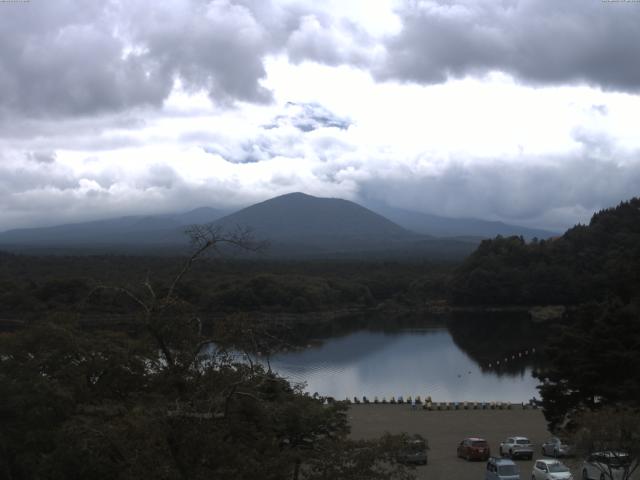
[0,255,450,320]
[448,198,640,431]
[450,198,640,305]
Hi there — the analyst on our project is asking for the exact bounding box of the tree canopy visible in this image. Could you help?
[450,197,640,306]
[0,227,415,480]
[535,301,640,431]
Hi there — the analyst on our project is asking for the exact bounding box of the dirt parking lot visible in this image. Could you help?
[348,405,582,480]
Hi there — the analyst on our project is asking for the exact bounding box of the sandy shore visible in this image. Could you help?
[348,405,581,480]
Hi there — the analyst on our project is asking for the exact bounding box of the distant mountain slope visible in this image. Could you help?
[367,203,557,239]
[169,207,227,226]
[215,192,411,242]
[213,192,476,258]
[0,207,226,247]
[0,194,478,259]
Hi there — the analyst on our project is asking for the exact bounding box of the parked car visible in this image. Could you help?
[397,434,428,465]
[486,457,520,480]
[542,437,573,458]
[532,459,573,480]
[581,451,634,480]
[458,437,491,461]
[500,436,534,460]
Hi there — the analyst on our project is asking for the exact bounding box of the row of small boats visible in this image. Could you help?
[340,396,539,410]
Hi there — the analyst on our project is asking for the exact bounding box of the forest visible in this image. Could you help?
[450,197,640,306]
[0,254,452,322]
[448,199,640,436]
[2,198,640,478]
[0,229,421,480]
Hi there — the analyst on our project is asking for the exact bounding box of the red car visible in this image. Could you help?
[457,437,491,461]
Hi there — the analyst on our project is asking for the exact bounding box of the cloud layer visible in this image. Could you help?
[0,0,292,119]
[378,0,640,93]
[3,0,640,122]
[1,0,640,233]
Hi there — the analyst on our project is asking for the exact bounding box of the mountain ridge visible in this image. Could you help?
[213,192,415,242]
[0,192,554,258]
[365,202,558,240]
[0,207,227,246]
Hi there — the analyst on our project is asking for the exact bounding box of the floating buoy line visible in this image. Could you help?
[486,347,536,369]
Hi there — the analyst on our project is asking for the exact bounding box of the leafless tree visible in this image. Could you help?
[90,223,266,368]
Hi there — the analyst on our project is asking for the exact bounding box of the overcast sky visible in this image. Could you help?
[2,0,640,232]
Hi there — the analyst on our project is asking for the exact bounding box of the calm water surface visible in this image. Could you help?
[265,326,540,402]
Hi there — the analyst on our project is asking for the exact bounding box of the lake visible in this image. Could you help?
[262,318,544,402]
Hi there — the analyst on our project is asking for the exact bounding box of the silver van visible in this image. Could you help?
[486,457,520,480]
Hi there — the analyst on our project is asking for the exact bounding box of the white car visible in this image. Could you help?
[532,459,573,480]
[500,436,534,460]
[581,451,634,480]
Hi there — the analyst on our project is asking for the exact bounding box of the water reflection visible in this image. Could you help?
[266,324,542,402]
[447,311,546,376]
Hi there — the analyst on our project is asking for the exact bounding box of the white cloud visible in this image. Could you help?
[1,0,640,233]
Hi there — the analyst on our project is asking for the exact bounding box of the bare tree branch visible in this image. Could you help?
[167,223,266,302]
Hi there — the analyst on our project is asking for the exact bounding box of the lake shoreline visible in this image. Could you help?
[0,301,567,332]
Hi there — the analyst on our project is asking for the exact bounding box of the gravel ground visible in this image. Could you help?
[348,405,582,480]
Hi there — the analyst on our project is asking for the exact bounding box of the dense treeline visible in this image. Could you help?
[0,254,452,319]
[0,229,417,480]
[447,197,640,432]
[450,197,640,305]
[460,198,640,435]
[536,299,640,430]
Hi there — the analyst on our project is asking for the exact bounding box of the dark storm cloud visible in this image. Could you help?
[377,0,640,92]
[126,0,274,106]
[0,1,171,118]
[0,0,307,119]
[4,0,637,123]
[0,0,383,120]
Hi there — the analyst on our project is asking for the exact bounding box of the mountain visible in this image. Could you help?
[215,192,410,242]
[0,193,478,259]
[210,192,476,258]
[366,203,558,240]
[168,207,227,226]
[0,207,226,248]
